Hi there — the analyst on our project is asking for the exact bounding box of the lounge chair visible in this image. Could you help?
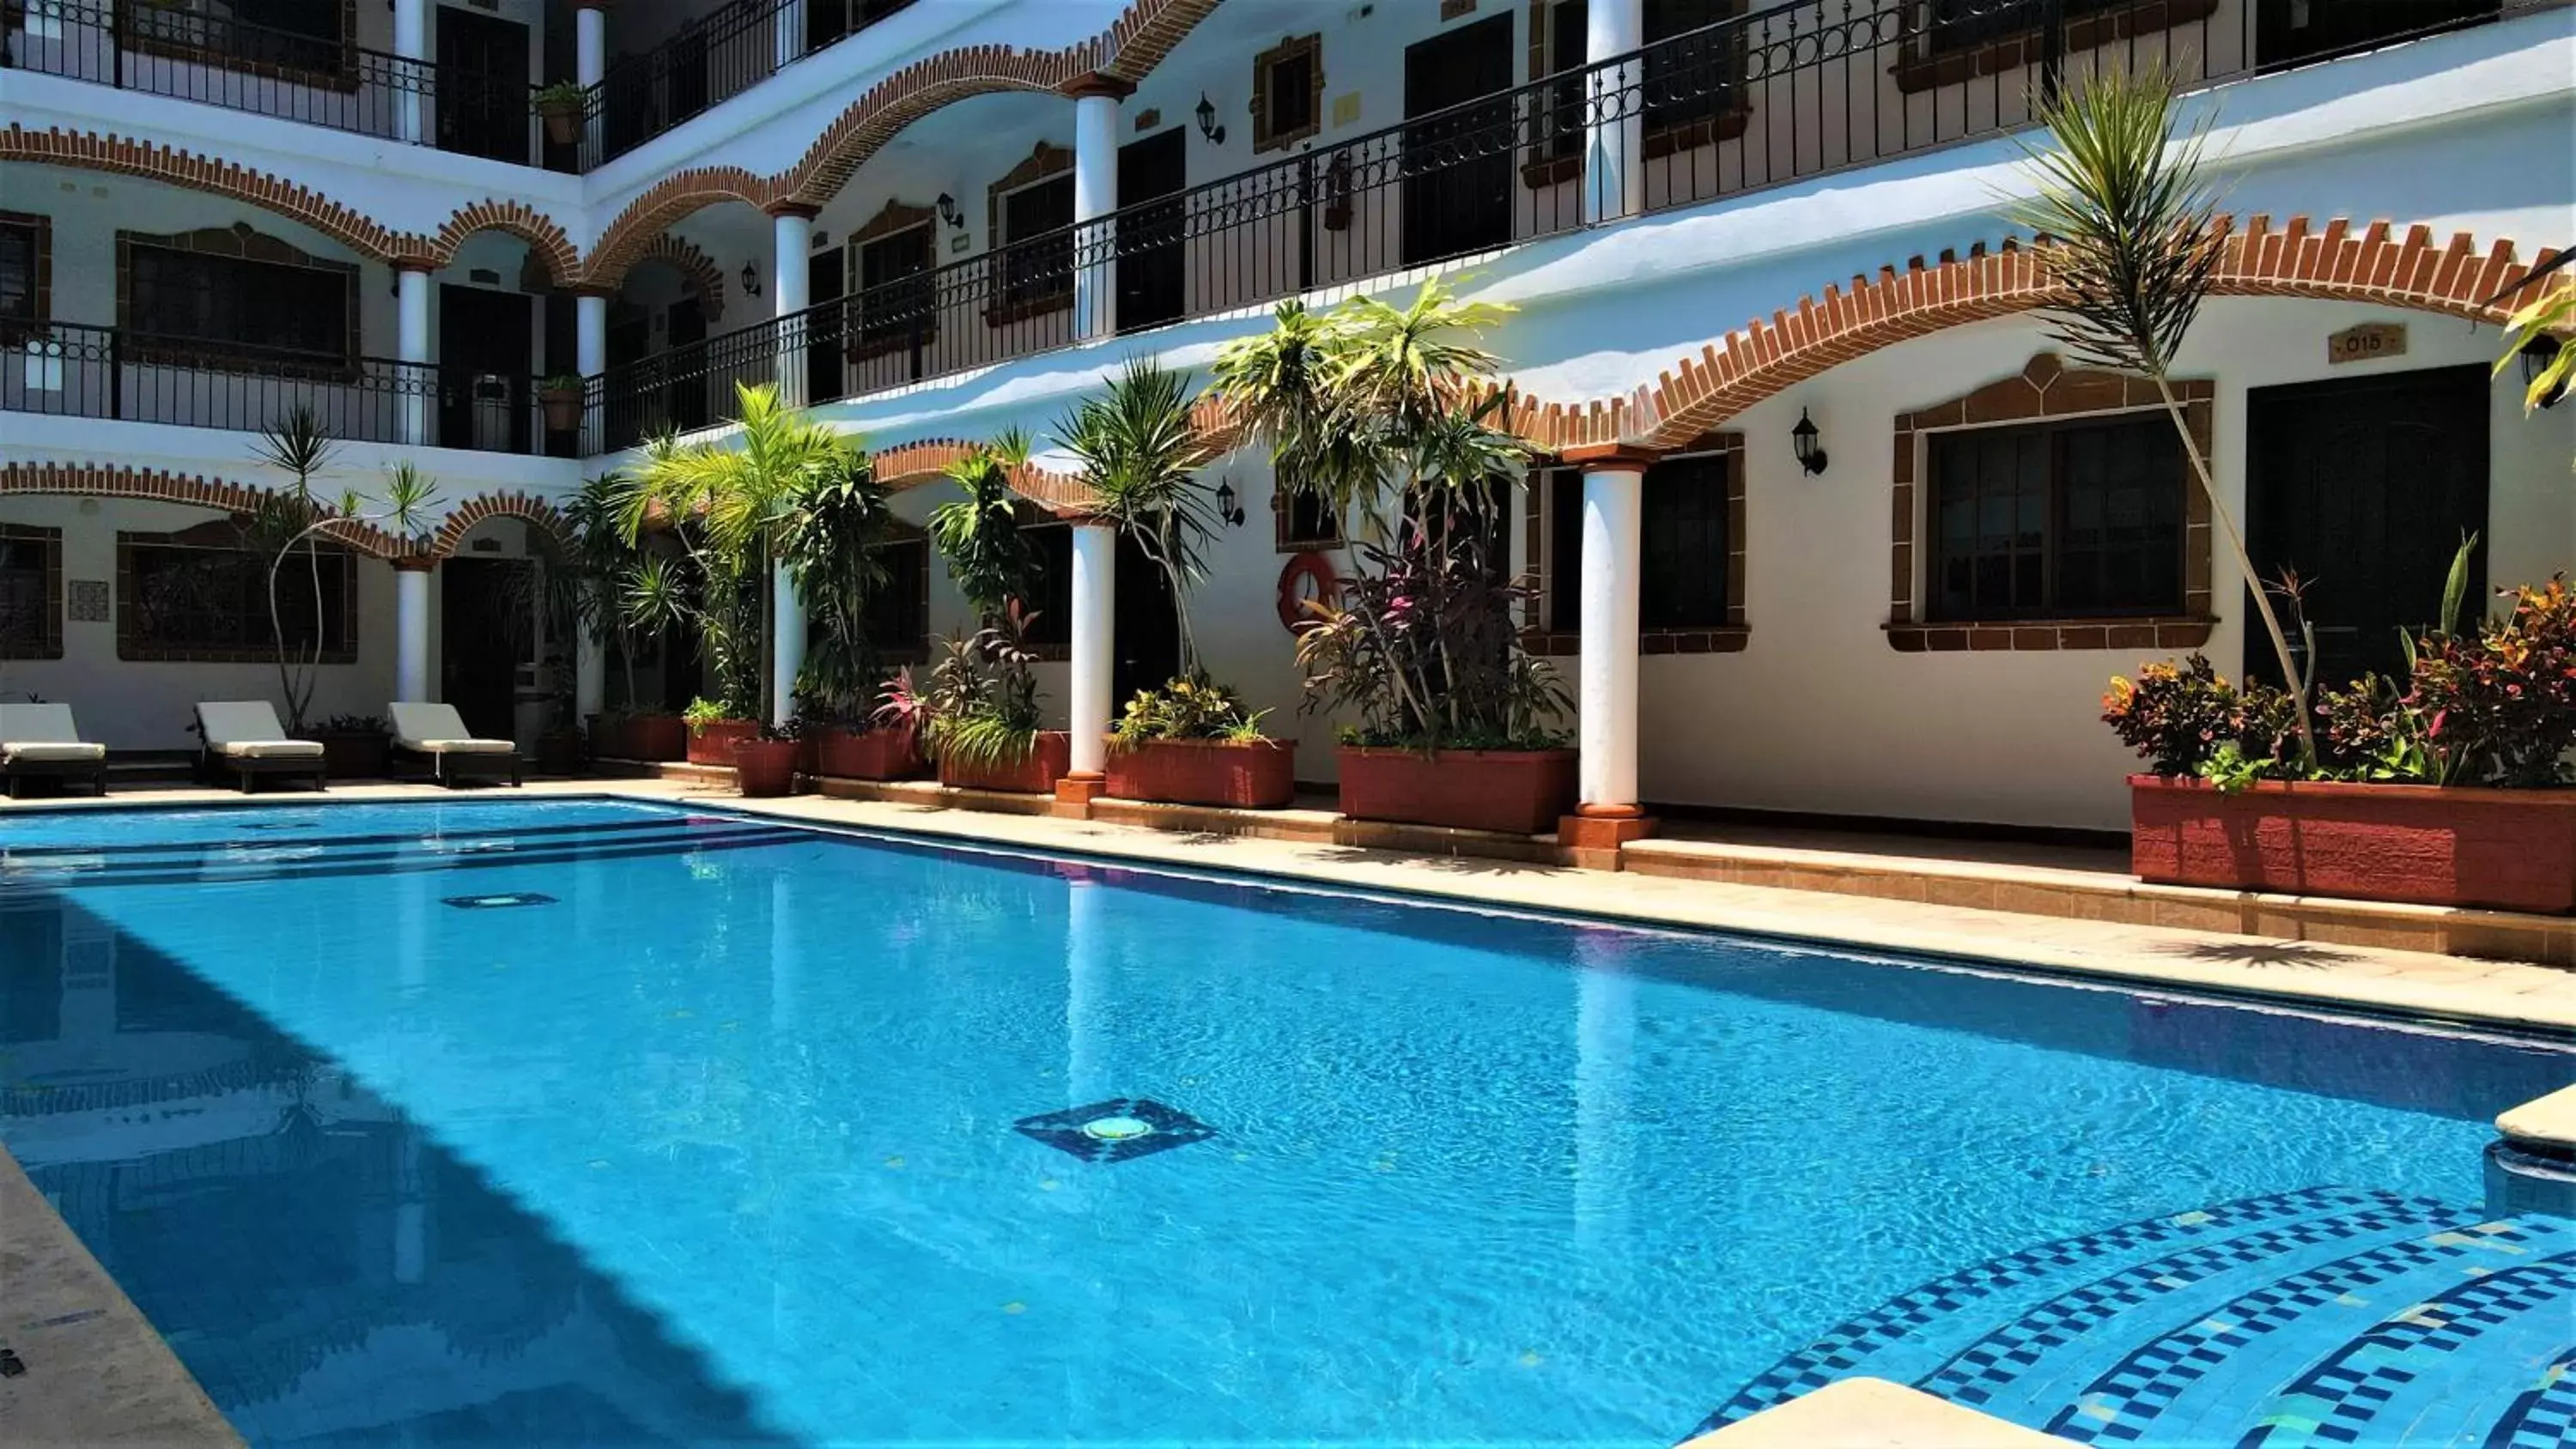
[0,704,108,798]
[195,701,327,794]
[390,702,521,788]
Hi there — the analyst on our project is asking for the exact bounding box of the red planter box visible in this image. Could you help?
[811,725,927,780]
[733,738,803,797]
[2129,774,2576,913]
[938,731,1072,795]
[1106,737,1297,808]
[1336,746,1577,835]
[591,713,687,761]
[687,718,757,767]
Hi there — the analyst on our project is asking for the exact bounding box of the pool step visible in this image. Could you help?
[1695,1186,2576,1448]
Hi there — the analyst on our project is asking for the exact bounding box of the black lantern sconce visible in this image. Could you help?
[1791,408,1828,476]
[1195,92,1227,146]
[739,260,762,300]
[2519,332,2566,409]
[936,192,966,232]
[1214,476,1246,527]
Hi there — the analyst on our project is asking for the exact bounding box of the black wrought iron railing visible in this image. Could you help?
[0,322,576,456]
[576,0,2523,452]
[2,0,555,165]
[586,0,920,169]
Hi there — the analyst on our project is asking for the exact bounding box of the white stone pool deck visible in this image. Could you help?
[2,777,2570,1447]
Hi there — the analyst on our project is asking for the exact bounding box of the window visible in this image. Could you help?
[1251,33,1325,154]
[118,527,355,663]
[0,525,63,662]
[986,146,1077,325]
[1022,524,1072,648]
[853,221,935,356]
[1641,0,1735,140]
[125,0,349,76]
[1926,415,2184,621]
[0,214,48,333]
[1537,0,1589,167]
[120,228,355,367]
[1273,474,1343,553]
[860,537,930,662]
[1546,452,1733,632]
[1924,0,2127,55]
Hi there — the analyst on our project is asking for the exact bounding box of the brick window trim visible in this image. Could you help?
[1520,0,1752,191]
[1893,0,2221,95]
[0,211,52,341]
[1522,432,1747,655]
[117,223,363,371]
[0,524,66,662]
[115,524,360,665]
[1249,33,1326,155]
[1886,351,2214,652]
[1272,476,1344,555]
[114,0,367,97]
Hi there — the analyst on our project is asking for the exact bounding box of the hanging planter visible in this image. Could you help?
[538,375,586,434]
[532,83,586,147]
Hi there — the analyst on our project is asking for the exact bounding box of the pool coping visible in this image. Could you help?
[0,1142,241,1447]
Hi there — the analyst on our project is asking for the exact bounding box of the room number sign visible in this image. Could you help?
[2326,322,2407,366]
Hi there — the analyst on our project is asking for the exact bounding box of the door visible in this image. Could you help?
[437,286,534,454]
[434,9,532,165]
[2256,0,2497,68]
[441,557,526,741]
[664,297,708,433]
[854,224,936,380]
[1113,532,1182,706]
[1402,14,1516,267]
[1116,127,1188,336]
[805,246,843,406]
[2245,365,2489,687]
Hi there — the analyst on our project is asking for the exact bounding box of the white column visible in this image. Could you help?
[1583,0,1646,226]
[575,4,607,161]
[1070,82,1124,342]
[1067,523,1115,779]
[770,206,814,406]
[1577,460,1645,814]
[395,564,432,703]
[770,562,805,730]
[393,0,428,144]
[397,265,432,446]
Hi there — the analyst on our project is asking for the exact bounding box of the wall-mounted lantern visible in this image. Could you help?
[2519,333,2566,409]
[1214,477,1246,527]
[936,192,966,232]
[1195,93,1228,146]
[1791,408,1828,476]
[739,261,762,300]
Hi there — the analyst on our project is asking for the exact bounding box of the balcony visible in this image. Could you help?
[586,0,922,170]
[1,321,569,456]
[586,0,2524,454]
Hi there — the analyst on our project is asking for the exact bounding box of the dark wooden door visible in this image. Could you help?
[854,224,935,380]
[434,9,531,164]
[1113,532,1182,706]
[442,557,526,740]
[2256,0,2497,68]
[1116,127,1188,336]
[805,246,843,406]
[437,285,533,454]
[1403,13,1516,267]
[665,297,708,433]
[2246,365,2489,687]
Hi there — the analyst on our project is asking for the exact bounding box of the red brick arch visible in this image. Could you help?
[0,461,408,558]
[634,233,729,320]
[418,201,584,285]
[427,491,574,561]
[0,125,405,263]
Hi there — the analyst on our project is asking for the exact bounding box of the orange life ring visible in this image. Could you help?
[1276,551,1340,633]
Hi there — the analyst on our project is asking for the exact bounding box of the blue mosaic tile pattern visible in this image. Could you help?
[1697,1192,2576,1449]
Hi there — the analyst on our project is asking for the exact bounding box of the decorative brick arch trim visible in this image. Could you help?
[582,167,779,290]
[427,491,574,561]
[420,201,583,284]
[783,61,1066,212]
[0,125,403,263]
[0,461,405,558]
[1621,215,2563,452]
[634,233,728,319]
[871,439,1097,516]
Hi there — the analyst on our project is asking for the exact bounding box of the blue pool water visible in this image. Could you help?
[0,797,2569,1447]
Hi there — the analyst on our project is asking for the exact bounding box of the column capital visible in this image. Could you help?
[389,255,440,276]
[1561,441,1662,470]
[762,200,822,221]
[568,283,617,300]
[1058,72,1137,101]
[392,555,440,573]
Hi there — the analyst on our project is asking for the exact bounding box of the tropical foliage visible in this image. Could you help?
[1055,360,1220,674]
[924,433,1038,623]
[1111,676,1268,747]
[251,409,439,732]
[919,601,1047,767]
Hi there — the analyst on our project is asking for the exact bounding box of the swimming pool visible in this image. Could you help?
[0,797,2568,1446]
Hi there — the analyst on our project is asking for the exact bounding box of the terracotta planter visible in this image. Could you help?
[302,730,388,780]
[2130,774,2576,913]
[938,731,1072,795]
[1336,746,1577,835]
[534,730,582,776]
[811,724,927,780]
[687,718,757,767]
[539,385,585,434]
[536,99,581,147]
[1106,737,1297,809]
[626,714,687,761]
[732,738,803,797]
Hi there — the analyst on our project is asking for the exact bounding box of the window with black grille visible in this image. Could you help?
[118,533,355,663]
[125,242,352,365]
[1546,451,1732,633]
[1926,415,2184,621]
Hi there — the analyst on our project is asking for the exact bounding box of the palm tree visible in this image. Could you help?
[924,430,1038,624]
[1054,360,1218,675]
[250,407,339,733]
[258,461,440,731]
[2009,64,2318,765]
[776,449,894,721]
[562,471,648,714]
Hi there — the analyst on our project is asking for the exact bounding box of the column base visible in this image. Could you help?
[1558,810,1656,870]
[1053,773,1108,820]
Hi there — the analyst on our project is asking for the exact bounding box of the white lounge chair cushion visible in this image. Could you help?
[0,705,102,763]
[2,741,106,763]
[390,703,514,755]
[218,739,325,760]
[197,700,311,752]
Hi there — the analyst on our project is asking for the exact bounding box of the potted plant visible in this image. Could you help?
[538,373,586,435]
[732,719,803,797]
[1104,677,1294,808]
[924,603,1067,792]
[533,81,586,147]
[301,712,390,779]
[818,665,931,779]
[1212,282,1572,834]
[682,696,757,766]
[776,431,918,779]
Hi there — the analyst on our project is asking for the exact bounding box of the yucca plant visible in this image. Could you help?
[1054,359,1219,674]
[252,458,440,732]
[2009,64,2318,767]
[924,431,1038,623]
